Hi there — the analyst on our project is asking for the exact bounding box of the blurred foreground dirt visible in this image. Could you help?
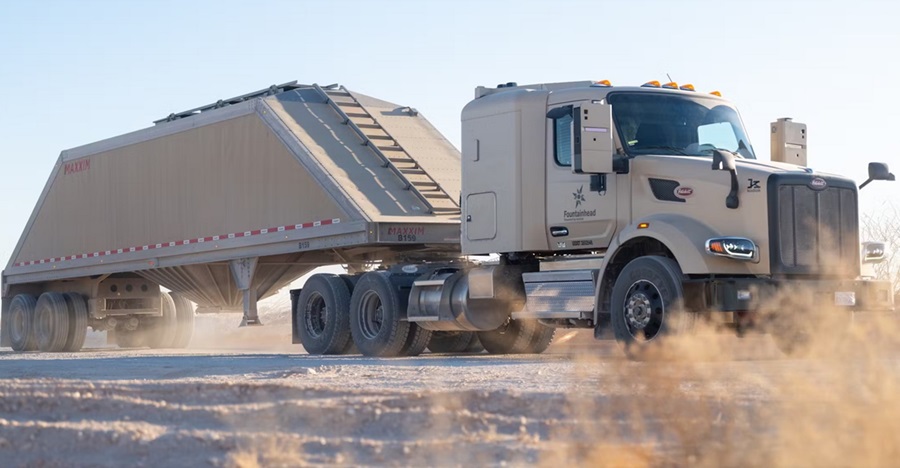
[1,309,900,467]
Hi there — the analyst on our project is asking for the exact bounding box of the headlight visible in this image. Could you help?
[862,242,887,264]
[705,237,759,262]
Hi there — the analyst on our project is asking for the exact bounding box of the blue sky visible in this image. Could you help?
[1,0,898,264]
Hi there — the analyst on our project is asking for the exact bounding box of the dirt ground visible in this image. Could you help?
[2,306,900,467]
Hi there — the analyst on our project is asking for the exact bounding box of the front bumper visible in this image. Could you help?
[693,277,895,312]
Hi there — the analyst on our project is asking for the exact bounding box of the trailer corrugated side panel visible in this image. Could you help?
[13,114,347,267]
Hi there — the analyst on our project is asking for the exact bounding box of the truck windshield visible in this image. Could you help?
[608,92,756,159]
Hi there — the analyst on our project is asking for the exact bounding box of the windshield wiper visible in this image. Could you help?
[633,145,689,155]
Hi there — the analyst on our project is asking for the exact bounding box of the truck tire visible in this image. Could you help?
[609,256,695,360]
[339,274,360,294]
[349,271,410,357]
[296,274,353,355]
[526,324,556,354]
[465,335,485,353]
[146,293,178,349]
[169,293,195,349]
[34,292,71,352]
[61,293,88,352]
[478,319,554,354]
[9,294,38,352]
[400,324,432,357]
[428,331,477,353]
[337,274,361,354]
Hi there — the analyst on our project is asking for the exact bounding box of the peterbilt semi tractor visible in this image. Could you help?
[1,79,894,358]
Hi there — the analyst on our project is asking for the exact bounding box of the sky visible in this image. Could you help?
[1,0,898,266]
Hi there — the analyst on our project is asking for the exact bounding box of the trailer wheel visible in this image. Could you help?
[428,331,477,353]
[169,293,195,349]
[296,274,353,355]
[339,274,360,294]
[9,294,38,352]
[146,293,177,349]
[336,275,361,354]
[61,293,88,352]
[478,319,554,355]
[401,324,432,357]
[350,271,410,357]
[609,256,695,359]
[34,292,71,352]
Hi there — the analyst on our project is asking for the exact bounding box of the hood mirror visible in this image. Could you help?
[711,150,740,209]
[860,162,895,189]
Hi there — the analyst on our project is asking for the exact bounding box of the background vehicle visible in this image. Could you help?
[2,80,894,357]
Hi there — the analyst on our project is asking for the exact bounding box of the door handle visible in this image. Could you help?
[550,226,569,237]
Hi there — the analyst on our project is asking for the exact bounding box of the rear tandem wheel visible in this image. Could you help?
[8,294,38,352]
[295,274,354,355]
[349,271,431,357]
[33,292,71,352]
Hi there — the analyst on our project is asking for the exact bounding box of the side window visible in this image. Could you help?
[554,113,573,166]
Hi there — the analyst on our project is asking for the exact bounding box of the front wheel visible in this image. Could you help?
[609,256,695,359]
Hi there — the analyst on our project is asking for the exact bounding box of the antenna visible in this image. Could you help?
[666,73,673,82]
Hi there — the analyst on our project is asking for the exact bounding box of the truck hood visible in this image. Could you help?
[735,158,847,180]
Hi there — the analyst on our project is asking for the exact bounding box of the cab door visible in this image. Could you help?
[545,99,617,251]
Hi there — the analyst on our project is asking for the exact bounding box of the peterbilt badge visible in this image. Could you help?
[809,177,827,190]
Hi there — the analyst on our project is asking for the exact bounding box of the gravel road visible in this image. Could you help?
[2,312,899,467]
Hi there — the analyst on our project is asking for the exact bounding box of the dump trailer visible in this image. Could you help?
[2,79,895,358]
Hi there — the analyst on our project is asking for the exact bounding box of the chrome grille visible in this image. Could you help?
[769,175,859,276]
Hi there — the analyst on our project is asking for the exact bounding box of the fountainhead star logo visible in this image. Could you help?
[573,185,586,208]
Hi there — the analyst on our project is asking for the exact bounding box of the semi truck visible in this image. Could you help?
[1,79,894,358]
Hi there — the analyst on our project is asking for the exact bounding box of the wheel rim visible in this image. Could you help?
[357,290,384,340]
[304,292,327,338]
[10,308,26,343]
[623,279,665,341]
